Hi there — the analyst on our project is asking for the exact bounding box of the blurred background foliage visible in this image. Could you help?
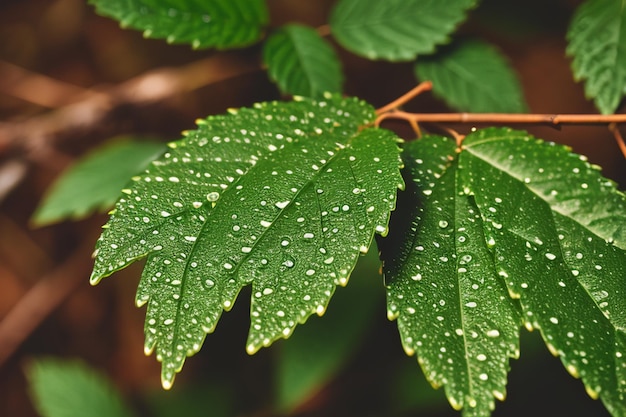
[0,0,623,416]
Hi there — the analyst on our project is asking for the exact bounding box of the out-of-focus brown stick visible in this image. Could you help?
[0,238,96,367]
[0,53,262,161]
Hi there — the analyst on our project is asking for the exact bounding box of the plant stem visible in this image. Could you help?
[376,110,626,126]
[375,82,433,115]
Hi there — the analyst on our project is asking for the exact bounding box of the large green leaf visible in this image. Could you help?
[380,128,626,416]
[460,128,626,416]
[380,135,522,416]
[263,24,343,99]
[329,0,476,61]
[32,139,164,226]
[88,0,268,49]
[415,39,527,112]
[566,0,626,114]
[27,358,135,417]
[90,95,404,389]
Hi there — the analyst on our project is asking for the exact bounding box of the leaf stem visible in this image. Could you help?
[608,123,626,159]
[375,81,433,115]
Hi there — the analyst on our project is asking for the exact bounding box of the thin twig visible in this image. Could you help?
[376,110,626,126]
[0,53,262,161]
[375,81,433,115]
[0,238,97,367]
[608,123,626,159]
[0,61,106,108]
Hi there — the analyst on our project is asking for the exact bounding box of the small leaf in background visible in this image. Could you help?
[88,0,268,49]
[566,0,626,114]
[145,382,232,417]
[263,24,343,98]
[27,357,135,417]
[275,248,382,413]
[329,0,476,61]
[380,135,522,416]
[90,95,404,389]
[415,39,528,113]
[32,139,164,226]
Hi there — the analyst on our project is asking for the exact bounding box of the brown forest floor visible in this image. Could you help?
[0,1,624,417]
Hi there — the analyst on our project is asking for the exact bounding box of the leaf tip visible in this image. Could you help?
[89,274,101,286]
[246,343,259,355]
[584,384,600,400]
[161,374,174,390]
[493,390,506,402]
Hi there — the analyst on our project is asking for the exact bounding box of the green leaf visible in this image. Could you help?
[32,139,165,226]
[415,39,527,112]
[27,357,135,417]
[263,24,343,98]
[329,0,476,61]
[566,0,626,114]
[88,0,268,49]
[459,128,626,416]
[381,128,626,416]
[90,95,404,389]
[275,249,382,413]
[380,135,522,416]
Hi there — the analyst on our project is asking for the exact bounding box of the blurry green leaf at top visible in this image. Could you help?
[32,138,164,226]
[566,0,626,114]
[415,39,528,113]
[27,357,135,417]
[88,0,268,49]
[263,24,343,98]
[274,248,382,413]
[329,0,476,61]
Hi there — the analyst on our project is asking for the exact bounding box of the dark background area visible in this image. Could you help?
[0,0,624,416]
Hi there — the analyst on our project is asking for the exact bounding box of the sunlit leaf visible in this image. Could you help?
[380,135,521,416]
[415,39,527,112]
[330,0,476,61]
[566,0,626,114]
[380,128,626,416]
[460,127,626,416]
[32,139,164,226]
[27,358,135,417]
[263,24,343,98]
[88,0,268,49]
[90,95,404,389]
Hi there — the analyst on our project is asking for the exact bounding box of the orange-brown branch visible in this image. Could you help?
[376,110,626,127]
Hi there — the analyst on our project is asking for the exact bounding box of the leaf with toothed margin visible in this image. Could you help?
[380,128,626,416]
[263,24,344,99]
[566,0,626,114]
[379,135,522,417]
[329,0,476,61]
[89,94,404,389]
[88,0,268,50]
[459,127,626,416]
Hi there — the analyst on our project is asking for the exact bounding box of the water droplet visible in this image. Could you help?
[438,220,448,228]
[207,192,220,202]
[486,329,500,337]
